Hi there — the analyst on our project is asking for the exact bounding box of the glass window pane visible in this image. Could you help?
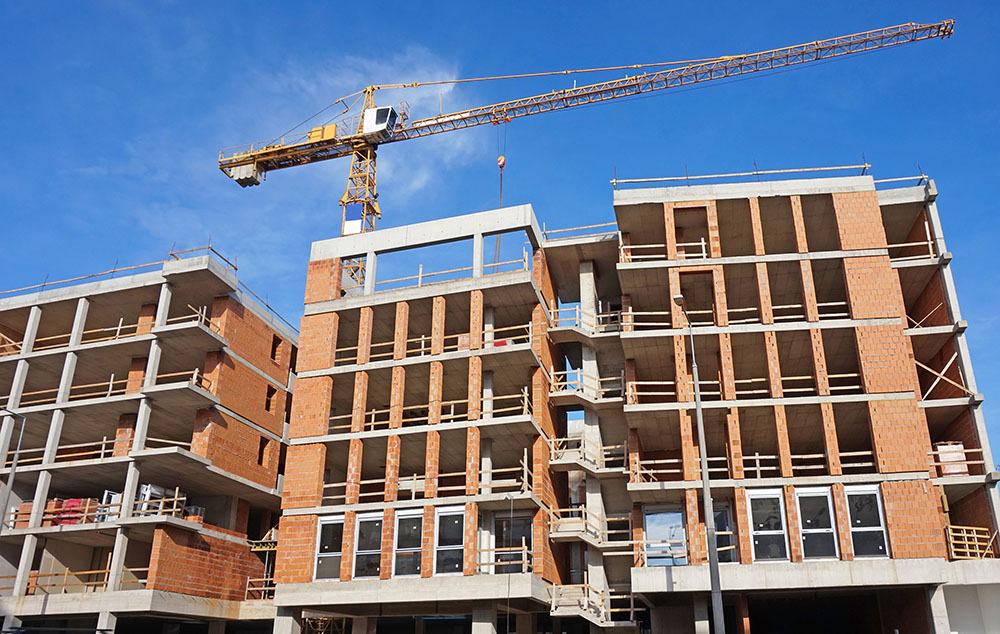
[357,519,383,551]
[799,496,832,529]
[753,534,787,560]
[397,517,422,550]
[848,494,882,528]
[436,548,463,574]
[354,552,381,578]
[852,530,888,557]
[438,514,464,547]
[394,551,421,576]
[802,533,837,559]
[750,497,783,531]
[315,555,341,579]
[714,507,735,563]
[319,523,343,553]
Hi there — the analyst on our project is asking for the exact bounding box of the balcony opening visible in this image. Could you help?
[685,335,722,402]
[766,261,806,322]
[627,344,677,404]
[674,207,710,260]
[264,385,277,413]
[359,437,389,503]
[904,269,952,329]
[643,504,687,566]
[483,229,531,278]
[776,330,817,397]
[703,409,730,479]
[810,259,849,320]
[30,299,85,352]
[634,413,683,483]
[373,238,475,293]
[800,194,841,252]
[821,329,863,395]
[731,333,769,400]
[321,445,350,505]
[880,201,936,262]
[397,434,428,501]
[738,407,781,479]
[437,428,467,498]
[717,198,755,257]
[833,402,876,474]
[0,307,30,358]
[678,272,717,326]
[917,337,969,402]
[784,404,827,476]
[930,410,985,477]
[759,197,798,254]
[724,264,761,324]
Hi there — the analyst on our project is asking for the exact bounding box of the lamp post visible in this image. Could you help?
[0,408,27,535]
[673,293,725,634]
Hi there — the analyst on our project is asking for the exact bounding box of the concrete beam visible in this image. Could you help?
[613,175,875,206]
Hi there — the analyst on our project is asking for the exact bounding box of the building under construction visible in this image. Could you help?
[1,171,1000,634]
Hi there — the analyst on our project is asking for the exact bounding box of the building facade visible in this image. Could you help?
[0,251,296,634]
[276,173,1000,634]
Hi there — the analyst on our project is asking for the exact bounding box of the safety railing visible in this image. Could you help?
[828,372,863,394]
[347,249,531,294]
[154,368,214,392]
[162,304,221,333]
[947,525,997,560]
[929,445,986,477]
[839,449,876,473]
[816,300,851,320]
[543,222,619,243]
[549,436,626,472]
[478,541,533,574]
[742,452,781,479]
[790,452,827,476]
[676,238,709,260]
[245,576,276,600]
[636,539,688,567]
[4,491,189,528]
[549,307,622,333]
[618,243,667,263]
[772,302,807,322]
[0,564,149,595]
[781,375,817,396]
[551,369,623,400]
[551,582,606,622]
[13,369,212,408]
[0,332,23,357]
[887,234,937,263]
[549,507,603,541]
[633,456,729,482]
[327,389,532,434]
[625,380,676,404]
[333,323,531,367]
[1,435,194,467]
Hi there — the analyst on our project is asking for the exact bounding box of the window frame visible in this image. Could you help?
[314,514,345,582]
[642,503,688,567]
[844,484,890,559]
[795,486,839,560]
[713,502,737,564]
[747,488,790,563]
[391,508,425,578]
[434,505,466,576]
[353,511,384,579]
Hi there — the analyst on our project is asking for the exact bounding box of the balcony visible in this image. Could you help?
[550,307,622,334]
[548,507,631,549]
[551,582,640,627]
[550,369,623,404]
[332,324,531,368]
[4,436,190,469]
[7,369,212,410]
[0,565,147,596]
[946,525,997,560]
[5,488,191,530]
[549,436,625,476]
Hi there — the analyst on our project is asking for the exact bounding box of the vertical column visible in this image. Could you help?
[384,436,400,501]
[469,290,484,350]
[820,403,842,476]
[685,489,706,564]
[154,282,173,327]
[631,504,645,567]
[831,483,853,560]
[340,511,357,580]
[693,596,710,634]
[356,307,374,364]
[749,198,766,255]
[712,266,729,326]
[118,399,153,520]
[363,251,377,295]
[42,411,67,463]
[726,408,744,479]
[420,505,436,578]
[480,438,493,494]
[800,261,820,322]
[680,411,699,481]
[627,428,643,483]
[463,502,479,576]
[345,438,364,504]
[774,406,793,478]
[733,488,753,565]
[431,296,446,355]
[389,368,405,429]
[705,200,722,258]
[0,306,39,461]
[718,334,736,400]
[783,485,803,562]
[763,333,782,398]
[135,302,157,335]
[393,301,410,360]
[125,356,148,393]
[473,233,484,279]
[664,203,678,260]
[379,507,396,580]
[789,196,809,253]
[466,356,482,494]
[756,265,774,326]
[68,297,90,346]
[471,602,497,634]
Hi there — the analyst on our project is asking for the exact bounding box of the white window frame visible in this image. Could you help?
[353,511,384,579]
[844,484,890,558]
[747,488,790,563]
[795,486,838,560]
[314,514,345,582]
[391,508,425,578]
[434,505,465,576]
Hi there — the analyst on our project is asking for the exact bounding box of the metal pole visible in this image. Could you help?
[0,409,27,534]
[679,303,726,633]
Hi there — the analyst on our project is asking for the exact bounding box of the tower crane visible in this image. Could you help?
[218,20,953,280]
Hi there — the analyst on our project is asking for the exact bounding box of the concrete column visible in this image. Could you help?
[363,251,377,295]
[515,613,536,634]
[924,198,949,257]
[693,595,710,634]
[96,611,117,633]
[206,621,226,634]
[68,297,90,347]
[28,471,51,528]
[928,584,952,634]
[144,340,164,388]
[579,260,598,317]
[56,352,78,403]
[472,603,497,634]
[351,617,376,634]
[1,615,21,631]
[483,306,495,348]
[131,398,153,452]
[473,232,484,278]
[273,608,302,634]
[41,410,65,464]
[154,282,173,327]
[0,359,31,460]
[12,533,37,596]
[482,371,494,420]
[105,527,130,590]
[20,305,42,354]
[481,438,493,494]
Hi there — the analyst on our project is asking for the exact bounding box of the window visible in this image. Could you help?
[265,385,277,412]
[354,513,383,578]
[394,511,423,577]
[796,488,837,559]
[714,505,737,563]
[435,507,465,574]
[748,489,788,561]
[845,485,889,558]
[643,506,687,567]
[316,516,344,579]
[270,334,282,362]
[257,437,269,466]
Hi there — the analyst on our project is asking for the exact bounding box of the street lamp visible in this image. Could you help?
[0,408,27,534]
[673,293,725,634]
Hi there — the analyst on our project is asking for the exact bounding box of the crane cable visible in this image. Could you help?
[493,120,508,272]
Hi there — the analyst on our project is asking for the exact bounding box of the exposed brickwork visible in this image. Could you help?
[389,366,405,428]
[379,507,396,580]
[799,261,819,321]
[356,307,374,365]
[789,195,809,253]
[345,438,363,504]
[289,376,332,439]
[843,256,905,321]
[763,331,782,397]
[832,191,888,250]
[920,337,968,400]
[631,504,644,566]
[909,269,951,327]
[684,489,706,565]
[726,408,744,479]
[125,356,147,393]
[340,511,357,581]
[428,361,443,424]
[384,435,401,502]
[350,371,369,433]
[275,514,318,583]
[136,303,157,335]
[719,334,736,398]
[679,411,698,481]
[462,502,478,575]
[465,427,481,494]
[881,480,947,558]
[280,444,325,509]
[948,487,997,549]
[420,505,435,577]
[203,349,286,436]
[304,258,342,304]
[733,488,753,564]
[748,198,766,256]
[431,296,446,354]
[810,329,829,395]
[941,410,984,476]
[855,325,920,394]
[297,313,339,372]
[192,408,279,488]
[212,295,293,384]
[831,483,854,560]
[113,413,136,456]
[424,430,441,497]
[820,403,842,475]
[469,290,483,350]
[393,301,409,360]
[148,526,264,600]
[868,399,932,474]
[755,263,774,324]
[627,427,643,483]
[783,486,803,562]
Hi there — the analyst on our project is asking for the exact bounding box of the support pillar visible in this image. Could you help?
[693,595,710,634]
[273,608,302,634]
[928,585,952,634]
[97,611,117,633]
[472,603,497,634]
[515,613,536,634]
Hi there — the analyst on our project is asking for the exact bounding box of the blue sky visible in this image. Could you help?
[3,3,999,445]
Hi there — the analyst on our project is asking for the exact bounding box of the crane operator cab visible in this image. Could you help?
[361,106,399,143]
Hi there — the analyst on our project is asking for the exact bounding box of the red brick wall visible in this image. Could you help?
[940,410,984,475]
[868,400,932,474]
[191,408,279,488]
[213,296,293,384]
[204,351,285,436]
[304,258,342,304]
[274,514,318,583]
[919,338,966,400]
[297,313,339,373]
[281,444,326,509]
[843,256,905,321]
[289,376,333,439]
[909,270,951,328]
[881,480,947,559]
[948,487,997,539]
[832,191,887,250]
[147,526,264,600]
[855,325,920,394]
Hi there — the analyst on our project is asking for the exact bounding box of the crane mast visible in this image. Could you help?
[218,20,953,281]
